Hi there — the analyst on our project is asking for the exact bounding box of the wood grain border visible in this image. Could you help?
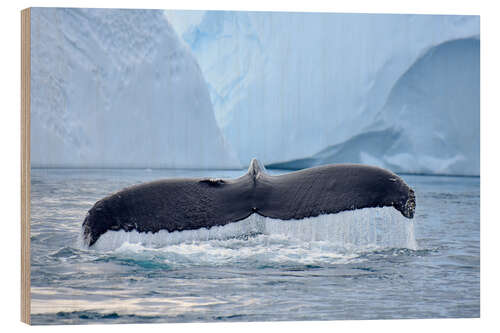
[21,7,31,325]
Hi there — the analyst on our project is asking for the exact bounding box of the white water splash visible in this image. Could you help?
[89,207,417,252]
[265,207,417,250]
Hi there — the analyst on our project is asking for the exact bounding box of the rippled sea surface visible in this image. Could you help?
[30,168,480,325]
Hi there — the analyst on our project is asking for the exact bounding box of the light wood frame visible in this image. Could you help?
[21,7,31,325]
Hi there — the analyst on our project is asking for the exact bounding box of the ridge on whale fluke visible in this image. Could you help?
[82,159,415,247]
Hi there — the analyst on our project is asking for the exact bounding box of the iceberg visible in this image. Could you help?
[167,11,480,175]
[30,8,241,169]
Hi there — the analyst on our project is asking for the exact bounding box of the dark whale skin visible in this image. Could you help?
[82,159,415,246]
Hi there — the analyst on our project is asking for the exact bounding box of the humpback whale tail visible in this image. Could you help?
[82,159,415,247]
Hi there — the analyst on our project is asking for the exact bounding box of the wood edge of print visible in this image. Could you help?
[21,7,31,325]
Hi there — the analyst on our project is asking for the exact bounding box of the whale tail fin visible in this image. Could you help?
[82,161,415,247]
[247,158,267,178]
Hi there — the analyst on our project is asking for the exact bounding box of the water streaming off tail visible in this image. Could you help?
[88,207,417,252]
[264,207,417,250]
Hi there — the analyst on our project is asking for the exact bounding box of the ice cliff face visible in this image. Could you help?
[30,8,240,169]
[31,9,480,175]
[168,11,480,175]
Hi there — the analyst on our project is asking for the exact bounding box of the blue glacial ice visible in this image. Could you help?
[30,8,240,169]
[30,9,480,175]
[167,11,480,175]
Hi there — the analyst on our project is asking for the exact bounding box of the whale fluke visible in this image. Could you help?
[82,159,415,247]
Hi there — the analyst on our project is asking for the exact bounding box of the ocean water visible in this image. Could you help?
[30,168,480,325]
